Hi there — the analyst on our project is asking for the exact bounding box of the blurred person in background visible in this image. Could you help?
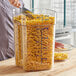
[0,0,24,61]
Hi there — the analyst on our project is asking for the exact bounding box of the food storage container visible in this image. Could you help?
[54,41,73,61]
[13,8,56,71]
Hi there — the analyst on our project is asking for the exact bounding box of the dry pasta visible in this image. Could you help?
[54,52,68,61]
[13,14,55,71]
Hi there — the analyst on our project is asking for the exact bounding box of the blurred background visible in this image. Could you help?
[23,0,76,47]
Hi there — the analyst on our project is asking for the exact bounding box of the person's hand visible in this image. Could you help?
[8,0,21,8]
[55,42,64,49]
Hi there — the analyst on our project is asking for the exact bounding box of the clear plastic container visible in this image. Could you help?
[13,8,56,71]
[54,41,73,61]
[55,41,73,51]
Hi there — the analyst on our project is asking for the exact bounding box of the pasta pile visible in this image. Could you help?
[14,14,55,71]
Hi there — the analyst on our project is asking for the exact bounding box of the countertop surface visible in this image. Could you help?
[0,48,76,76]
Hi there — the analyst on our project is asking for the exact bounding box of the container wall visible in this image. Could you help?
[13,8,23,67]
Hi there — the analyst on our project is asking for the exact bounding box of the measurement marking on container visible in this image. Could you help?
[36,27,49,64]
[36,27,48,30]
[42,37,48,39]
[42,27,48,30]
[42,47,48,49]
[41,29,43,64]
[41,58,47,62]
[40,27,49,64]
